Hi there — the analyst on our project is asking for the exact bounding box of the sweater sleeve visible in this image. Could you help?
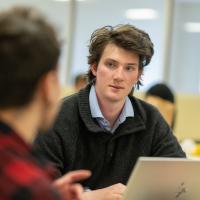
[150,110,186,158]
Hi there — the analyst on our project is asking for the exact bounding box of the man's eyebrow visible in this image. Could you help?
[105,58,117,62]
[126,63,138,66]
[105,58,138,66]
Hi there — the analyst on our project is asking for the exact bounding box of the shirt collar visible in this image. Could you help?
[0,120,31,152]
[0,121,12,133]
[89,85,104,118]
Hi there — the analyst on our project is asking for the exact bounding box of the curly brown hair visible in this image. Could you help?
[87,24,154,89]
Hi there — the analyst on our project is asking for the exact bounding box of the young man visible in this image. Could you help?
[0,6,90,200]
[35,24,186,200]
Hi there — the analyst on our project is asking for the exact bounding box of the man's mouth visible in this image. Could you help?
[109,85,124,89]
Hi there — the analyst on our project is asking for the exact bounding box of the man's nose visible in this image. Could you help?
[113,67,124,81]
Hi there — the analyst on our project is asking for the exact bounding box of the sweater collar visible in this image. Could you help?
[78,84,146,135]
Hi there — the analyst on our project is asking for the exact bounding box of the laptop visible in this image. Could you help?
[122,157,200,200]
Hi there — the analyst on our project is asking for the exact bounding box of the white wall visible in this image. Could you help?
[170,1,200,94]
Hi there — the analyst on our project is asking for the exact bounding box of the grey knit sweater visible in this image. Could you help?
[34,85,185,189]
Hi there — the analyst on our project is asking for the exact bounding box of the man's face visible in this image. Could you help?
[39,69,61,132]
[91,43,141,103]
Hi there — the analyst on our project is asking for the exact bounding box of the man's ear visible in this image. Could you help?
[90,64,97,76]
[39,70,60,105]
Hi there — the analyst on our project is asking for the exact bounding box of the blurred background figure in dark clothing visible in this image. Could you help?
[145,83,176,129]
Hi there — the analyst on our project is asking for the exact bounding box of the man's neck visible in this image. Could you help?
[97,97,125,128]
[0,106,40,144]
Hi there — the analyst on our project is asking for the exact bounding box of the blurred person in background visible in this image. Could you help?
[0,6,90,200]
[35,24,185,200]
[145,83,176,130]
[74,74,88,92]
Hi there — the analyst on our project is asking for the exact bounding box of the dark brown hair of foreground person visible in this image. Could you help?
[0,6,60,108]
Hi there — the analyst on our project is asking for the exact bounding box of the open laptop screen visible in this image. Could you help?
[122,157,200,200]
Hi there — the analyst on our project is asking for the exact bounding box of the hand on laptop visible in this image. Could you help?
[53,170,91,200]
[82,183,126,200]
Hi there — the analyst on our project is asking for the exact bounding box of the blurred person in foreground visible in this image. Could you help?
[0,6,90,200]
[35,24,185,200]
[145,83,176,129]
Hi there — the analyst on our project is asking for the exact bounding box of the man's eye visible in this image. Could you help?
[107,62,115,68]
[126,66,134,71]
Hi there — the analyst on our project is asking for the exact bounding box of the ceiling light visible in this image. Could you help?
[53,0,69,1]
[184,22,200,33]
[53,0,84,1]
[125,8,158,20]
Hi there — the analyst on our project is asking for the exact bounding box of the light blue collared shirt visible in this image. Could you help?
[89,85,134,133]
